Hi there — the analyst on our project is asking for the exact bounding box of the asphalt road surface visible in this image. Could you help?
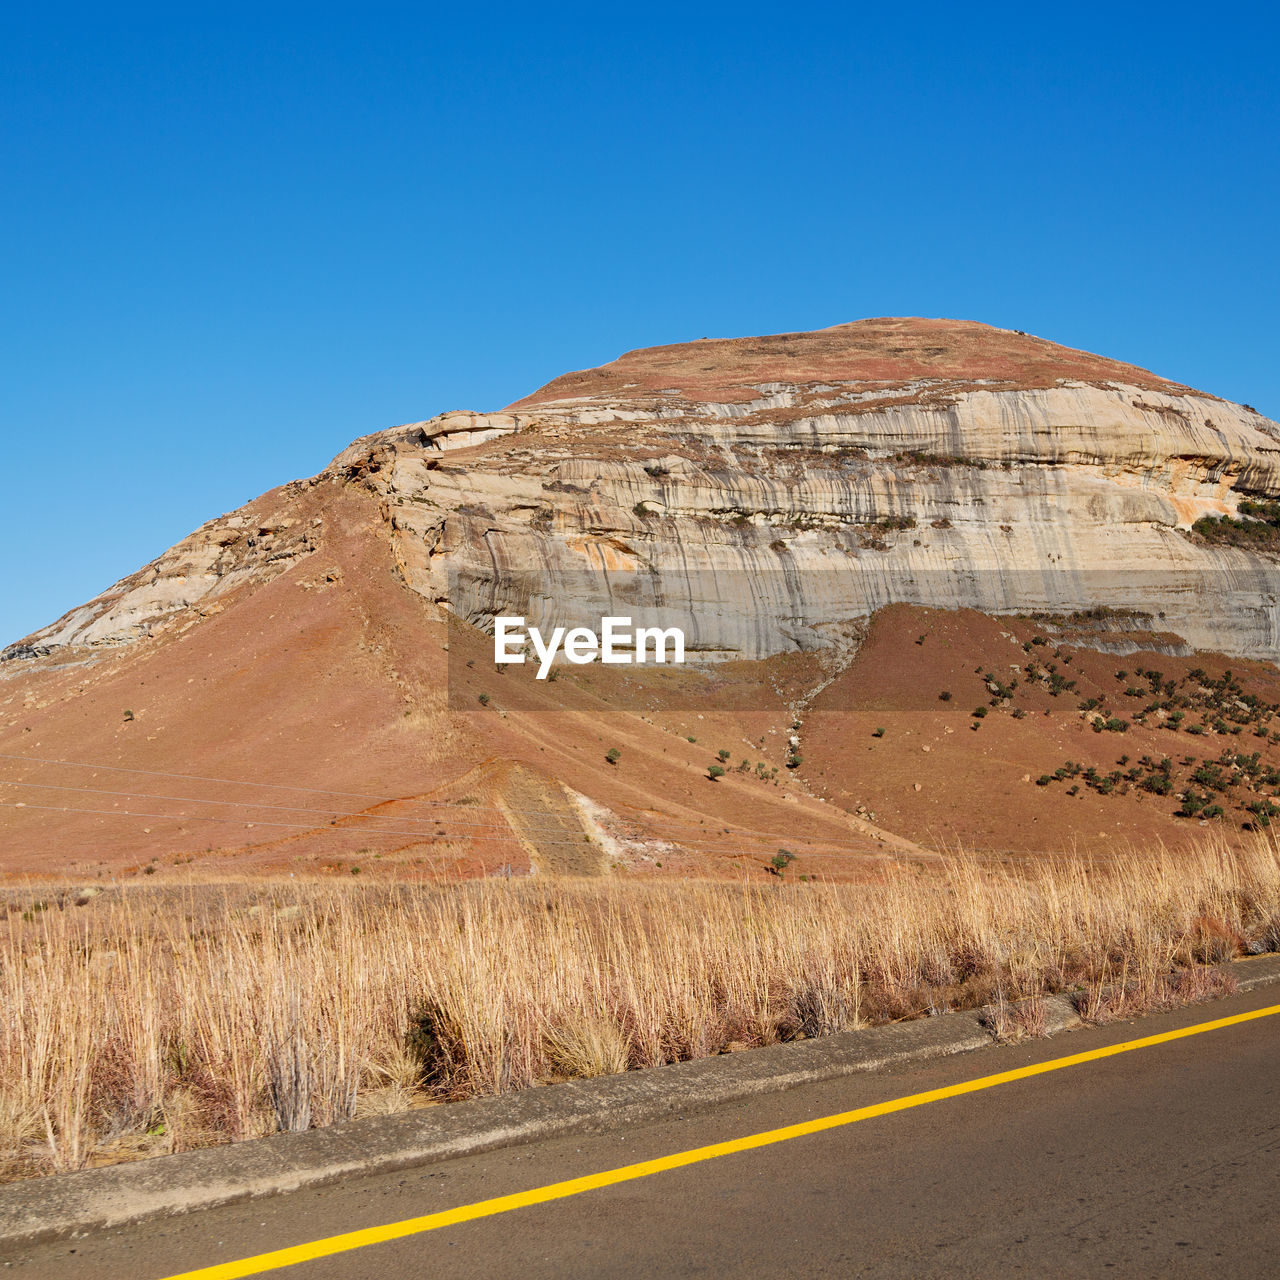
[7,986,1280,1279]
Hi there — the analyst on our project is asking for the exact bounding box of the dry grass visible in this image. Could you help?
[3,834,1279,1181]
[983,993,1050,1044]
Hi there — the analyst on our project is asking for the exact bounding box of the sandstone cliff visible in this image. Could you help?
[15,317,1278,665]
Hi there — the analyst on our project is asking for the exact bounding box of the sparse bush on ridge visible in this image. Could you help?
[3,836,1280,1180]
[1192,502,1280,548]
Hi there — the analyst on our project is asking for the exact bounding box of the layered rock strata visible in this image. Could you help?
[9,318,1280,665]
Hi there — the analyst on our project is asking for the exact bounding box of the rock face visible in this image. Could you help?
[4,511,318,656]
[9,317,1280,664]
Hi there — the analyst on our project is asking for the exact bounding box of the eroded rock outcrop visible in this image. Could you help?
[3,511,318,659]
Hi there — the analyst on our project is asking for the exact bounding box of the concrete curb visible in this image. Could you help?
[3,953,1279,1251]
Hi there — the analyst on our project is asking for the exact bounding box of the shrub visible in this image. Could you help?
[1177,791,1222,819]
[1247,800,1280,828]
[770,849,796,876]
[872,727,886,738]
[1192,507,1280,547]
[717,749,731,762]
[707,765,726,780]
[605,748,621,766]
[939,691,952,701]
[477,693,490,706]
[972,706,988,719]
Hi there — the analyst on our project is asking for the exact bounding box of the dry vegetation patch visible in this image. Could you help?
[3,837,1279,1180]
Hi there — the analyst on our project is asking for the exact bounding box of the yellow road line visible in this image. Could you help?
[158,1001,1280,1280]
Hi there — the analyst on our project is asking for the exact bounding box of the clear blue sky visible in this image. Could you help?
[2,3,1277,645]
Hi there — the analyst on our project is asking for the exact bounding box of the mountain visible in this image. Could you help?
[4,318,1280,877]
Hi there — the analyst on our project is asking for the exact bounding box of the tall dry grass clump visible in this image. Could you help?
[2,833,1279,1180]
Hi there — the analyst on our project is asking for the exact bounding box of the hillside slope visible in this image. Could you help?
[4,318,1280,875]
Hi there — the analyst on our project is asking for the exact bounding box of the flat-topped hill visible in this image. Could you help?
[508,317,1199,409]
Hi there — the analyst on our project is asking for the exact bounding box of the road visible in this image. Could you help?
[7,986,1280,1279]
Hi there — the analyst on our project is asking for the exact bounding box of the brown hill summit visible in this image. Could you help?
[3,319,1280,878]
[509,316,1197,409]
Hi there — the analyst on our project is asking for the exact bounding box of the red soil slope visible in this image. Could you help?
[802,605,1280,855]
[0,485,910,881]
